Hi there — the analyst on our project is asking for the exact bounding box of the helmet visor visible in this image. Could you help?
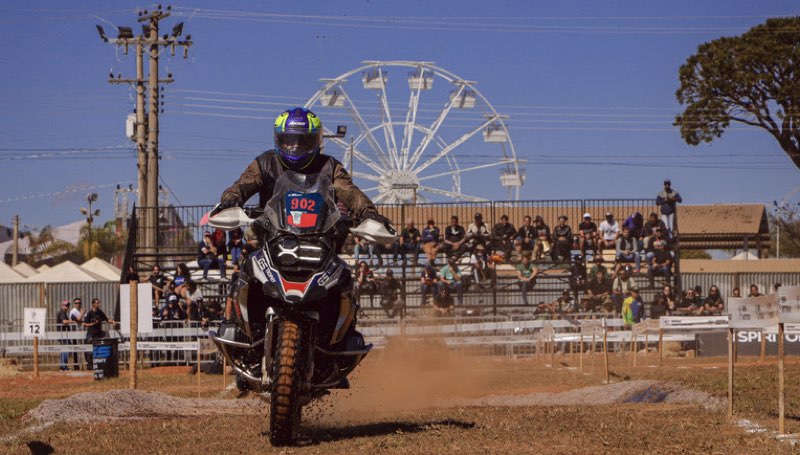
[275,130,321,159]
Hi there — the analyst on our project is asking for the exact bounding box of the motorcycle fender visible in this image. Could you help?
[330,293,356,345]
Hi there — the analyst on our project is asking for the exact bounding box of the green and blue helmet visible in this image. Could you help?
[274,107,323,170]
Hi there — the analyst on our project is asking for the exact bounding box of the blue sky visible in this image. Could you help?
[1,0,799,229]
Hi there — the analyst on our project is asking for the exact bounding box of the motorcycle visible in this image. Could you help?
[207,169,395,446]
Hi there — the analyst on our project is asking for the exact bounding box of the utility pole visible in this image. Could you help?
[97,5,192,258]
[11,214,19,266]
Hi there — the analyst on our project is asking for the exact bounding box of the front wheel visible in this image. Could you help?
[269,320,304,446]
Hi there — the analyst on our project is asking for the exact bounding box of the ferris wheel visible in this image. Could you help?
[305,61,525,204]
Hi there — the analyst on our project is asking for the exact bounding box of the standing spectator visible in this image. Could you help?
[642,212,667,250]
[69,298,85,370]
[438,257,464,306]
[656,179,682,234]
[198,231,226,281]
[612,268,635,315]
[57,300,76,371]
[622,287,644,326]
[125,266,139,283]
[465,213,491,253]
[650,294,670,319]
[532,215,552,261]
[748,284,761,297]
[393,219,421,265]
[517,215,535,252]
[421,219,442,264]
[515,255,539,305]
[577,213,598,256]
[615,227,641,274]
[420,263,438,306]
[441,215,466,259]
[148,264,168,310]
[354,236,378,268]
[598,212,620,255]
[228,227,244,264]
[732,287,741,298]
[354,261,377,308]
[492,214,517,259]
[469,244,491,290]
[676,288,703,315]
[584,271,613,313]
[377,269,404,318]
[83,298,115,367]
[703,285,725,315]
[552,215,573,261]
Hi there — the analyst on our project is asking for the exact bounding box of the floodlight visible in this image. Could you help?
[172,22,184,37]
[336,125,347,136]
[96,25,108,42]
[80,208,88,215]
[117,26,134,39]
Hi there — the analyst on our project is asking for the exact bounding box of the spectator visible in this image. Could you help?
[615,227,641,274]
[748,284,761,297]
[148,264,168,310]
[598,212,620,255]
[469,244,491,290]
[675,288,703,315]
[661,285,677,314]
[228,227,244,264]
[556,289,577,315]
[421,219,442,264]
[584,271,613,313]
[517,215,535,252]
[200,299,223,329]
[569,254,587,293]
[642,212,668,250]
[703,285,724,315]
[162,294,186,320]
[774,283,783,294]
[612,267,636,315]
[622,287,644,326]
[354,235,378,268]
[646,233,672,283]
[224,264,241,321]
[732,287,741,298]
[465,212,491,253]
[169,263,193,310]
[656,179,682,234]
[438,256,464,306]
[590,256,609,280]
[516,255,539,306]
[650,294,670,320]
[552,215,573,261]
[393,219,421,265]
[432,285,454,317]
[354,261,377,308]
[441,215,466,259]
[83,298,115,367]
[532,215,552,261]
[198,231,226,281]
[57,300,76,372]
[577,213,598,256]
[693,285,704,301]
[420,263,438,305]
[492,214,517,259]
[377,269,404,318]
[125,266,139,283]
[185,280,205,322]
[68,298,85,369]
[622,212,645,251]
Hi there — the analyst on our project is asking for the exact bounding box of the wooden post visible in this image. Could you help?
[33,336,39,378]
[632,329,638,367]
[223,355,227,390]
[196,340,201,398]
[591,333,597,367]
[733,329,738,364]
[579,332,584,373]
[603,325,610,384]
[778,322,785,434]
[759,329,767,362]
[644,331,649,357]
[550,334,555,365]
[130,281,138,390]
[658,328,664,367]
[727,327,734,420]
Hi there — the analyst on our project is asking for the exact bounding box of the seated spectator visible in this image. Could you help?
[646,232,672,282]
[420,263,438,305]
[421,219,441,264]
[552,215,573,261]
[169,263,193,310]
[354,235,379,268]
[584,271,613,313]
[377,269,404,319]
[732,287,741,298]
[125,266,139,283]
[162,294,186,320]
[748,284,761,297]
[185,280,204,322]
[556,289,577,315]
[441,215,467,259]
[661,285,678,314]
[703,285,724,315]
[148,264,167,307]
[531,215,552,261]
[510,238,525,264]
[650,294,670,319]
[465,213,491,253]
[228,227,244,264]
[469,244,492,290]
[578,213,598,256]
[589,256,610,280]
[622,286,644,326]
[198,231,226,281]
[615,228,641,274]
[535,300,557,315]
[598,212,620,254]
[492,214,517,259]
[694,285,704,301]
[612,267,636,316]
[516,255,539,306]
[641,212,667,250]
[393,219,421,265]
[200,299,223,328]
[622,212,645,251]
[517,215,535,252]
[569,254,587,293]
[675,288,703,315]
[354,261,376,307]
[432,285,455,317]
[438,257,464,306]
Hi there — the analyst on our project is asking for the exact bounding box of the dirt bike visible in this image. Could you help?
[207,169,395,446]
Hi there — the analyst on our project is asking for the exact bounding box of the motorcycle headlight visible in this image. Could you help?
[275,236,299,266]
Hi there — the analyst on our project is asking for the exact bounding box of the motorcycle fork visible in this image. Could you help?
[262,309,319,392]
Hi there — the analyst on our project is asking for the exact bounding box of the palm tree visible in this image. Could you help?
[24,226,76,265]
[78,220,127,262]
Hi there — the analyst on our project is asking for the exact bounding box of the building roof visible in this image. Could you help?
[12,262,39,277]
[81,257,122,281]
[0,262,25,283]
[676,204,768,236]
[680,259,800,273]
[0,220,84,257]
[25,261,106,283]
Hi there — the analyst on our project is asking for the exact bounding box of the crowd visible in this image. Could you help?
[55,297,115,371]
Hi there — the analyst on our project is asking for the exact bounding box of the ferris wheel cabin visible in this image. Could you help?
[319,88,345,107]
[450,89,477,109]
[362,69,388,90]
[408,69,434,90]
[483,122,508,143]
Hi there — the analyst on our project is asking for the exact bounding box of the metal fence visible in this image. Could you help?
[0,282,119,323]
[682,272,800,299]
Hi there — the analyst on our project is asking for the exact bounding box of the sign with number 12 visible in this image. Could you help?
[23,307,47,338]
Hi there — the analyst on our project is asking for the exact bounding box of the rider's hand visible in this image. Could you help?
[210,200,237,217]
[363,211,396,235]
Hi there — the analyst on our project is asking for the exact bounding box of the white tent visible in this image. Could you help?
[12,262,38,278]
[81,257,121,282]
[37,264,50,272]
[732,251,759,261]
[0,262,25,283]
[26,261,105,283]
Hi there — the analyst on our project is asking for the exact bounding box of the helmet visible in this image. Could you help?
[274,107,323,170]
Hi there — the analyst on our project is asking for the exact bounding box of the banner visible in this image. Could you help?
[778,286,800,323]
[728,294,779,329]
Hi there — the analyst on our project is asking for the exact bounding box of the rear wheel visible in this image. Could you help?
[269,320,303,446]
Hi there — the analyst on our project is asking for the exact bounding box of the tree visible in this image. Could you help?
[77,220,127,262]
[24,226,76,265]
[770,211,800,258]
[674,17,800,169]
[680,249,712,260]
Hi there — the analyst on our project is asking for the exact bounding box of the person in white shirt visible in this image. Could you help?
[598,212,620,255]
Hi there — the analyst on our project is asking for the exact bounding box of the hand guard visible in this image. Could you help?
[362,211,396,235]
[210,200,237,217]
